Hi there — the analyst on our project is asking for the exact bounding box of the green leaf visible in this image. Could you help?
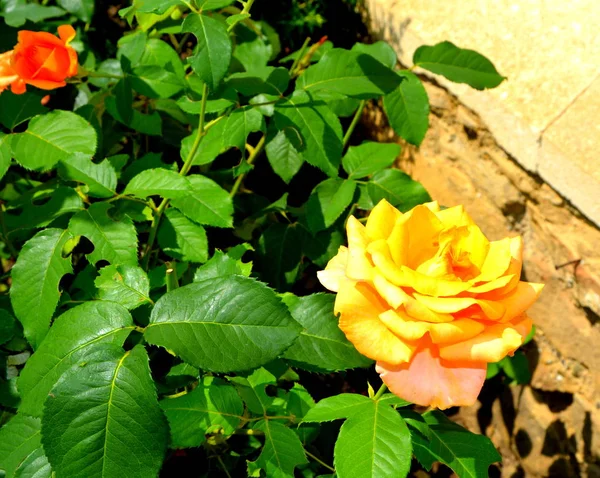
[257,223,304,291]
[182,119,228,166]
[383,71,430,146]
[13,447,51,478]
[222,106,265,150]
[413,41,505,90]
[182,13,232,91]
[303,394,371,423]
[0,91,48,130]
[298,49,401,99]
[227,367,277,415]
[57,0,94,22]
[274,90,343,177]
[302,226,344,268]
[158,208,208,263]
[41,345,168,478]
[160,376,244,447]
[105,96,162,136]
[68,202,139,266]
[1,3,65,27]
[193,250,251,282]
[0,309,16,345]
[342,141,401,179]
[334,400,412,478]
[265,129,304,184]
[145,275,301,372]
[227,67,290,96]
[95,265,152,310]
[351,41,397,69]
[0,414,42,478]
[415,411,501,476]
[248,420,308,478]
[0,133,11,181]
[306,178,356,234]
[283,294,372,372]
[139,39,185,77]
[197,0,236,10]
[130,65,184,98]
[17,301,134,417]
[499,351,531,384]
[10,229,73,349]
[135,0,181,14]
[171,175,234,228]
[11,111,97,172]
[124,168,190,199]
[57,152,118,198]
[367,169,431,211]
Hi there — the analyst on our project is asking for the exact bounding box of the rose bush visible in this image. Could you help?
[319,200,543,408]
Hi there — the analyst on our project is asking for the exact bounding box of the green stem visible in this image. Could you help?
[229,134,266,198]
[373,383,388,401]
[290,37,311,73]
[141,83,210,270]
[305,450,336,473]
[342,100,366,148]
[227,0,255,33]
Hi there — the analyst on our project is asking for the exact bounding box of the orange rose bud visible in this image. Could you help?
[9,25,78,95]
[318,200,543,409]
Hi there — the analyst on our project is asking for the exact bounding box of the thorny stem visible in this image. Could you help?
[343,100,366,148]
[229,134,266,198]
[141,83,210,270]
[373,383,388,400]
[305,450,336,473]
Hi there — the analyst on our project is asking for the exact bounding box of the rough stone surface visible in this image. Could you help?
[364,0,600,227]
[363,78,600,477]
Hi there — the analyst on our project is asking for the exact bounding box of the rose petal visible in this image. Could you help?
[434,205,475,228]
[429,319,486,344]
[497,281,544,322]
[379,309,429,341]
[413,293,506,320]
[317,246,348,292]
[58,25,77,44]
[377,342,487,409]
[366,199,401,241]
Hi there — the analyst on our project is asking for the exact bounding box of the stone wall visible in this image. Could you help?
[363,79,600,476]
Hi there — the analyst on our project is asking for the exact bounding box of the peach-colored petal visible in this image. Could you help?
[439,316,532,363]
[340,312,416,364]
[379,310,430,341]
[377,343,487,409]
[497,281,544,322]
[429,319,486,344]
[413,293,506,320]
[365,199,401,241]
[317,246,348,292]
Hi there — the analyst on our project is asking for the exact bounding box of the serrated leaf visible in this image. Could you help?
[158,208,208,263]
[298,49,401,99]
[416,411,501,477]
[222,106,265,150]
[193,250,251,282]
[182,119,229,166]
[134,0,181,14]
[383,71,430,146]
[160,376,244,447]
[306,178,356,234]
[0,133,11,181]
[257,223,304,291]
[105,96,162,136]
[130,65,184,99]
[41,345,168,478]
[10,229,73,349]
[367,169,431,212]
[303,394,372,423]
[139,39,185,78]
[68,202,138,266]
[145,276,301,372]
[265,129,304,184]
[413,41,505,90]
[124,168,190,199]
[334,400,412,478]
[11,111,97,172]
[0,91,48,130]
[17,301,134,417]
[342,141,400,179]
[248,420,308,478]
[274,90,342,177]
[171,175,233,228]
[58,152,117,198]
[227,67,290,96]
[351,41,397,69]
[227,367,277,415]
[283,294,372,372]
[302,226,344,268]
[13,446,51,478]
[182,13,232,91]
[95,265,152,310]
[0,414,42,478]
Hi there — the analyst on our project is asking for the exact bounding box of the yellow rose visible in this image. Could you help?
[318,199,543,409]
